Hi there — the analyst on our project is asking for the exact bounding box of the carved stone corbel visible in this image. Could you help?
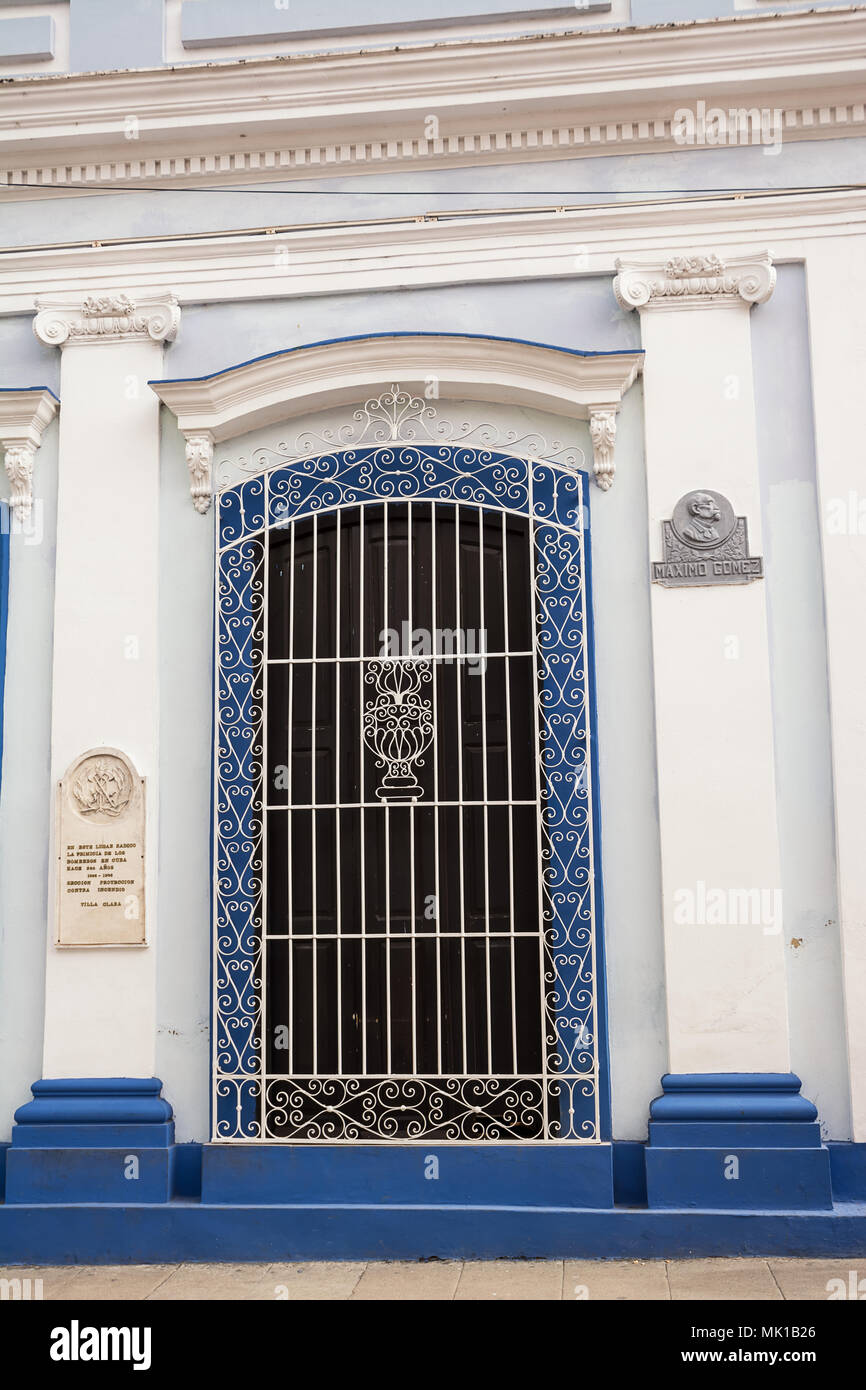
[3,443,35,522]
[0,388,59,524]
[185,434,213,514]
[589,410,618,491]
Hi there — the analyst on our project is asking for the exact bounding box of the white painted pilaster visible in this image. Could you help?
[614,251,791,1075]
[33,292,180,1078]
[803,234,866,1140]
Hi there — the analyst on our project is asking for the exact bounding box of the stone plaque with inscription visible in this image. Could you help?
[57,748,145,946]
[651,489,763,588]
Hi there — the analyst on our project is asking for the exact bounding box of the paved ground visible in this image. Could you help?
[1,1257,862,1300]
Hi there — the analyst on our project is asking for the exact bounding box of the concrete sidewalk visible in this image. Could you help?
[1,1258,862,1300]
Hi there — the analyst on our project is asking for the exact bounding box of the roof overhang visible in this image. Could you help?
[2,8,865,191]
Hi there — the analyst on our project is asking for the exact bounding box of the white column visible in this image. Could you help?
[804,234,866,1140]
[33,292,180,1078]
[614,252,791,1075]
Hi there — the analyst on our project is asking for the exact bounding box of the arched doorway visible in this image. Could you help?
[214,425,605,1143]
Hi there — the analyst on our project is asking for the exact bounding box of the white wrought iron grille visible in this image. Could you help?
[215,394,600,1143]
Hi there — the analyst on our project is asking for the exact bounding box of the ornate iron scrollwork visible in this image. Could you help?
[362,659,434,801]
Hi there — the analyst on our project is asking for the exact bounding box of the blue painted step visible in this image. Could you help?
[200,1142,616,1207]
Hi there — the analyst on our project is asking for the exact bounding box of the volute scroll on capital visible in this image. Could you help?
[613,251,776,312]
[33,292,181,347]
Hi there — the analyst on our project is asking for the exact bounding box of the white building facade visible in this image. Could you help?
[0,0,865,1260]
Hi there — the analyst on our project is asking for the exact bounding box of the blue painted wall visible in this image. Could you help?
[181,0,612,49]
[0,316,60,395]
[169,277,638,378]
[68,0,165,73]
[0,14,54,65]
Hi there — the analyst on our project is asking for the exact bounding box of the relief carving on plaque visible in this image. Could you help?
[651,489,764,588]
[57,747,146,946]
[71,754,133,820]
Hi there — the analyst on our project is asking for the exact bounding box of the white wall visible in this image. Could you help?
[0,420,57,1139]
[753,265,850,1139]
[590,381,668,1138]
[0,265,851,1144]
[154,414,213,1142]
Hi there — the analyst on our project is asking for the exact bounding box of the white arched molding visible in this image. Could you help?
[0,388,59,523]
[148,333,643,512]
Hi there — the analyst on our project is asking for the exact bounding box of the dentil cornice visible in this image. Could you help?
[33,293,181,347]
[613,251,776,312]
[1,9,866,189]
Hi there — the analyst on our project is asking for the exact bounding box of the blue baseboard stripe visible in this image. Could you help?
[1,1204,865,1265]
[1,1075,863,1259]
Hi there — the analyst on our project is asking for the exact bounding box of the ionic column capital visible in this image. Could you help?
[33,292,180,347]
[613,251,776,313]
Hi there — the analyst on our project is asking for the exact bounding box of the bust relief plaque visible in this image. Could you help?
[57,748,146,946]
[651,489,764,587]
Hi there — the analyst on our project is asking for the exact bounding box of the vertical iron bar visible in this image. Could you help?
[479,506,492,1074]
[335,510,343,1074]
[383,502,392,1077]
[431,500,442,1077]
[311,512,318,1076]
[577,476,600,1140]
[455,503,467,1075]
[287,520,295,1079]
[408,501,417,1078]
[503,510,518,1075]
[261,476,270,1136]
[359,505,367,1075]
[529,477,549,1139]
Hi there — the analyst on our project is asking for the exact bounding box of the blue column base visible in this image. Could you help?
[645,1146,833,1211]
[645,1073,833,1211]
[11,1122,175,1148]
[6,1078,175,1205]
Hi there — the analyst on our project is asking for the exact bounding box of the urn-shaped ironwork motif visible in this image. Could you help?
[363,659,434,801]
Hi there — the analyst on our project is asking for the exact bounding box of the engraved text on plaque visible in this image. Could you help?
[57,748,146,946]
